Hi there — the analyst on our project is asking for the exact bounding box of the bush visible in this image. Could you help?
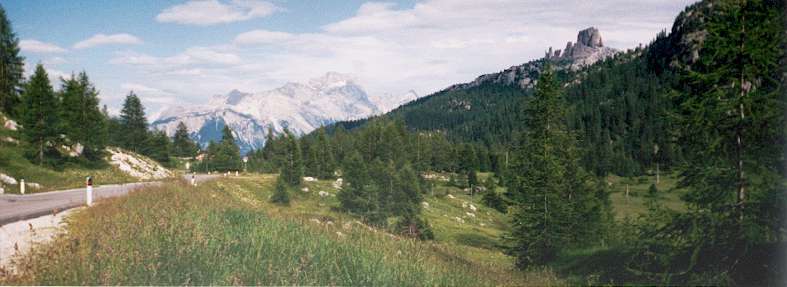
[270,176,290,205]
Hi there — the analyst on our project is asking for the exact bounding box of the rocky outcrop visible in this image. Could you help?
[448,27,618,92]
[546,27,617,70]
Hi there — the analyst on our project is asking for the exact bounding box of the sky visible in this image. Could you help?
[5,0,696,117]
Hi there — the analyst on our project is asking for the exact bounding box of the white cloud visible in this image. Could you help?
[111,0,696,113]
[19,39,67,53]
[110,46,241,69]
[156,0,280,26]
[234,30,293,45]
[74,33,142,49]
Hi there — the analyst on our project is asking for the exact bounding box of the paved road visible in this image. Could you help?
[0,174,218,225]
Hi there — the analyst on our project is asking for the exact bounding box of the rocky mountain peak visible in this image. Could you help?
[577,27,603,48]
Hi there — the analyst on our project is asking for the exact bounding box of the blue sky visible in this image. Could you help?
[4,0,695,117]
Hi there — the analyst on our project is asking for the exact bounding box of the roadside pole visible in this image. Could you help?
[191,173,196,186]
[20,179,25,194]
[86,176,93,206]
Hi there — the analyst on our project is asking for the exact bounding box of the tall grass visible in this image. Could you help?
[2,179,553,286]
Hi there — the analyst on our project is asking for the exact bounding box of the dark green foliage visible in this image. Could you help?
[647,184,658,197]
[482,176,507,213]
[58,72,106,160]
[0,4,24,117]
[202,125,241,172]
[270,175,290,205]
[625,0,787,283]
[279,129,304,186]
[19,64,59,165]
[117,92,148,154]
[507,67,609,268]
[467,170,478,189]
[142,130,171,165]
[172,122,198,157]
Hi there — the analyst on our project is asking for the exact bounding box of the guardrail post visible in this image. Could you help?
[86,176,93,206]
[20,179,25,194]
[191,174,196,186]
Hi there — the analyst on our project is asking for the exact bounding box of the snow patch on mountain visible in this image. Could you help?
[152,72,386,154]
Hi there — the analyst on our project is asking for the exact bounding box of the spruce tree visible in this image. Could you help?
[59,72,106,160]
[646,0,787,273]
[270,175,290,205]
[210,125,241,171]
[119,92,148,153]
[19,64,59,165]
[143,130,171,164]
[0,4,24,116]
[172,122,198,157]
[279,130,303,186]
[507,66,603,267]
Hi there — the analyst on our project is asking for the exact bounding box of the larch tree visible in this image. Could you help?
[19,64,59,165]
[0,4,24,117]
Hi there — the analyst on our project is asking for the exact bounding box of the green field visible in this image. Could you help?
[0,175,563,286]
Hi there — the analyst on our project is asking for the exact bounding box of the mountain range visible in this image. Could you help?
[152,72,401,154]
[154,27,617,154]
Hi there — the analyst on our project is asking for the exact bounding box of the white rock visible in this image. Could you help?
[465,212,476,218]
[447,194,455,199]
[318,191,330,197]
[106,147,172,180]
[421,201,430,208]
[336,231,344,237]
[302,187,310,192]
[3,118,17,131]
[469,204,477,211]
[454,217,465,224]
[303,176,317,182]
[462,201,468,208]
[27,183,41,189]
[332,178,343,189]
[1,137,18,144]
[0,173,17,185]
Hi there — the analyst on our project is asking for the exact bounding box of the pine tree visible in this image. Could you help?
[119,92,148,153]
[172,122,198,157]
[0,4,24,116]
[19,64,59,165]
[143,130,171,164]
[316,128,336,179]
[279,130,303,186]
[507,66,603,268]
[59,72,106,160]
[644,0,787,274]
[270,175,290,205]
[467,170,478,190]
[338,151,372,214]
[210,125,241,171]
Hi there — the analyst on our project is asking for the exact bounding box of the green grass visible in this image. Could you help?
[0,140,141,193]
[1,176,564,286]
[606,173,687,220]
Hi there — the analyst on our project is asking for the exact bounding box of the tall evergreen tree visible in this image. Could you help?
[270,174,291,205]
[118,92,148,153]
[59,72,106,160]
[0,4,24,116]
[507,66,604,268]
[279,129,303,186]
[634,0,787,275]
[172,122,198,157]
[142,130,171,165]
[19,64,59,165]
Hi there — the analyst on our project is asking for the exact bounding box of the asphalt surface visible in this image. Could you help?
[0,174,218,225]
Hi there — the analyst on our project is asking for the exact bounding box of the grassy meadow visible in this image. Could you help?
[0,174,563,286]
[0,142,138,193]
[0,169,685,285]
